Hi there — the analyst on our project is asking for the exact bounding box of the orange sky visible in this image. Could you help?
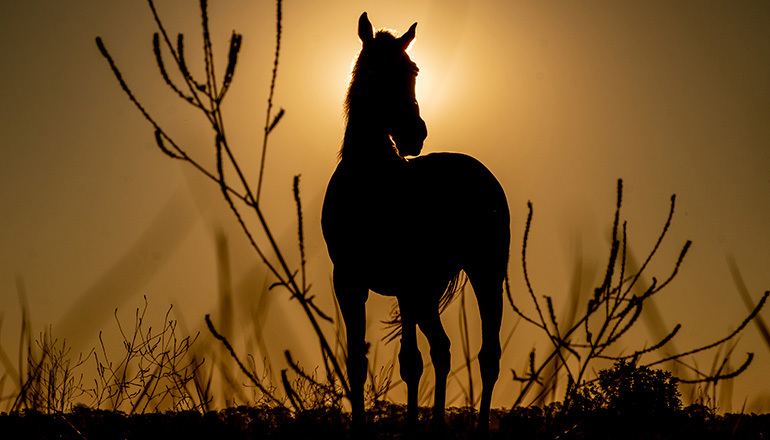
[1,0,769,411]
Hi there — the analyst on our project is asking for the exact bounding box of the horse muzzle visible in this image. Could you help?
[394,118,427,157]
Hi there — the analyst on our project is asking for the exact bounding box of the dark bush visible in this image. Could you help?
[569,359,681,417]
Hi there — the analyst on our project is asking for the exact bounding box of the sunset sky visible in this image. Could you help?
[1,1,769,411]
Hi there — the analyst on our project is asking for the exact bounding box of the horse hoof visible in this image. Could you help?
[428,414,446,432]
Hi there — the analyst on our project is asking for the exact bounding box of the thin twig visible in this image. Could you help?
[256,0,283,203]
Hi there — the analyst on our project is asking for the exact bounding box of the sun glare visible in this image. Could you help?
[409,46,438,110]
[414,61,435,105]
[409,41,462,129]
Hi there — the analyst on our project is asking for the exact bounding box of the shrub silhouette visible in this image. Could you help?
[570,359,681,417]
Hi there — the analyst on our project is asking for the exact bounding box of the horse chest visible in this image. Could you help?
[323,171,447,272]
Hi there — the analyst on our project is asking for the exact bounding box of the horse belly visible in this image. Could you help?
[325,217,455,296]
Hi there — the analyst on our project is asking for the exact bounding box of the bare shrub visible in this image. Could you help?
[508,179,768,409]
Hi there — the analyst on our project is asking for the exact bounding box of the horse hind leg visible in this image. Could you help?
[466,268,504,432]
[416,305,450,427]
[397,297,423,428]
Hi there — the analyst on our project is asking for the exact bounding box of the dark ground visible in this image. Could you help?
[1,403,768,440]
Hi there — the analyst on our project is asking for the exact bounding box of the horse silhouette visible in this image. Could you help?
[322,12,510,431]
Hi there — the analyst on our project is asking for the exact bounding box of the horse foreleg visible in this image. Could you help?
[397,298,423,427]
[334,269,369,428]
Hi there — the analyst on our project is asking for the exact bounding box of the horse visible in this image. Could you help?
[321,13,510,431]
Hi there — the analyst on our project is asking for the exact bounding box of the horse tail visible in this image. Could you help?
[439,271,468,316]
[382,271,468,343]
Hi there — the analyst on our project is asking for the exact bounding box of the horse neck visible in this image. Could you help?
[340,112,405,170]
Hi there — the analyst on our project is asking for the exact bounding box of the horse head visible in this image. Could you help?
[344,13,427,159]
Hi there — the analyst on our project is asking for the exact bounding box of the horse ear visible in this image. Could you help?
[358,12,373,44]
[399,22,417,49]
